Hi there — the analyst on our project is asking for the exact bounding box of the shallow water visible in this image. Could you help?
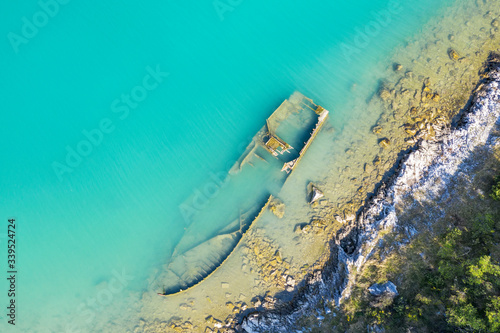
[0,0,458,331]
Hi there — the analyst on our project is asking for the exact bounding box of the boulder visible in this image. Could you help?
[368,281,398,297]
[307,183,324,204]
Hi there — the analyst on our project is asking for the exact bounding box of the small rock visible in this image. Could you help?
[294,224,306,234]
[344,213,356,221]
[492,18,499,27]
[448,48,460,61]
[393,63,403,71]
[379,89,391,101]
[221,282,229,289]
[405,127,417,136]
[308,183,324,204]
[448,34,455,41]
[364,163,374,174]
[371,125,382,134]
[301,224,312,234]
[378,138,391,148]
[180,303,191,311]
[334,215,343,223]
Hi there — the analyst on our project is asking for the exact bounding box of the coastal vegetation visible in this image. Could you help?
[320,177,500,332]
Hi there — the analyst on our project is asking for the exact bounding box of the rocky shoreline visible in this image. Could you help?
[237,55,500,333]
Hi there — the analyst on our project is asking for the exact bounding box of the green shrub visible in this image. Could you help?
[491,176,500,200]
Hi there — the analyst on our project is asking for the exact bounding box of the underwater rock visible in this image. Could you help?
[393,63,403,71]
[308,183,324,204]
[379,89,391,101]
[269,198,285,218]
[301,224,312,234]
[364,163,374,174]
[378,138,391,148]
[492,18,499,27]
[294,224,306,234]
[371,125,382,134]
[448,48,460,61]
[405,127,417,136]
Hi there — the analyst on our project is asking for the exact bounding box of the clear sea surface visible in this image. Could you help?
[0,0,454,331]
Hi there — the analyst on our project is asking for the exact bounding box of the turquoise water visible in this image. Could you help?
[0,0,453,331]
